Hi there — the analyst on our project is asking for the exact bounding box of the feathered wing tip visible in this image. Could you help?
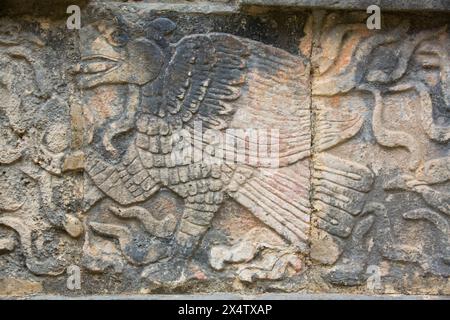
[312,153,375,238]
[315,107,364,152]
[218,36,312,168]
[227,161,311,253]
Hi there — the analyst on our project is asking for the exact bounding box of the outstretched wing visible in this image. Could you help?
[229,37,311,167]
[143,33,249,131]
[143,33,311,168]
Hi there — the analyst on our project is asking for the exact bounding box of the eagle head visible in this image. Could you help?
[77,17,175,89]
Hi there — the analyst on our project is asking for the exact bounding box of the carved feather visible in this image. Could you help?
[147,33,311,168]
[313,153,375,238]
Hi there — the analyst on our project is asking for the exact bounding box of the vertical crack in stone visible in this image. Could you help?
[307,9,323,264]
[300,11,316,261]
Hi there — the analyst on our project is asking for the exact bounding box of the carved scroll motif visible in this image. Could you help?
[311,12,450,285]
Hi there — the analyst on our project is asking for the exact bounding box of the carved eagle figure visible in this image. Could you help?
[77,17,312,262]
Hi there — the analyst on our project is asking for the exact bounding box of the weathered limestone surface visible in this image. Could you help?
[0,0,449,297]
[240,0,450,11]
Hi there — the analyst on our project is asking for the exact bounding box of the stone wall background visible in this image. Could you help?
[0,0,449,297]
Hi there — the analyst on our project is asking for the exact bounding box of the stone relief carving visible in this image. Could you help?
[311,12,450,288]
[0,20,82,277]
[72,13,312,283]
[0,5,449,295]
[210,227,303,282]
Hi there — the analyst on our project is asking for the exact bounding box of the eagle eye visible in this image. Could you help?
[107,29,129,47]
